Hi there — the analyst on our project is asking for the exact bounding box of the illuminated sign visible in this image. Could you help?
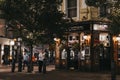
[93,24,108,30]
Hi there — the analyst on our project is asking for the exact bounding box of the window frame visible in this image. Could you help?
[66,0,78,18]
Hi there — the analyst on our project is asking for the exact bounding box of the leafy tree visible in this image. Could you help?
[1,0,69,45]
[108,1,120,35]
[1,0,69,72]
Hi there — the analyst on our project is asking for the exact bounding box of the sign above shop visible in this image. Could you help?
[68,26,84,32]
[93,24,108,31]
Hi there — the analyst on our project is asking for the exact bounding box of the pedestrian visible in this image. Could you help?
[2,54,5,65]
[43,50,47,73]
[38,50,44,73]
[74,49,79,70]
[70,48,75,67]
[11,49,16,72]
[61,48,67,68]
[23,51,29,70]
[18,54,23,72]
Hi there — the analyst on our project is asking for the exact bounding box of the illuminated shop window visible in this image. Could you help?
[93,24,108,31]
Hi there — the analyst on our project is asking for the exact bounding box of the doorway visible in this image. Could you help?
[99,46,111,71]
[3,45,10,65]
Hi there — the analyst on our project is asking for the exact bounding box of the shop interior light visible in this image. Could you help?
[10,40,15,45]
[116,37,120,41]
[83,35,90,40]
[54,38,60,42]
[83,35,88,39]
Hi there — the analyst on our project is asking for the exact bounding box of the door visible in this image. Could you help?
[99,46,111,71]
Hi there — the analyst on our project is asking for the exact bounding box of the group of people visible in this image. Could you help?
[22,49,54,73]
[2,48,54,73]
[61,48,79,70]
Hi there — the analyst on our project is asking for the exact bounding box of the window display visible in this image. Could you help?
[61,49,67,59]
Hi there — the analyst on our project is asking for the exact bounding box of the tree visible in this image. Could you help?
[108,1,120,35]
[1,0,69,44]
[1,0,69,72]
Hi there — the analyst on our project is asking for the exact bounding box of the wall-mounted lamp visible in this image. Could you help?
[116,37,120,41]
[83,35,88,40]
[54,38,60,42]
[83,35,90,40]
[10,40,15,45]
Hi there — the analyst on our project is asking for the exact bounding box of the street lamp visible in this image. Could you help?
[110,33,116,80]
[54,38,61,68]
[26,32,34,72]
[9,39,17,72]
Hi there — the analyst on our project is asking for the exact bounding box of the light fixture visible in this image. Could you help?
[10,40,15,45]
[116,37,120,41]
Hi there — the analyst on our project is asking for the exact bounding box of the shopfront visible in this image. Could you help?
[57,20,112,71]
[113,35,120,73]
[0,37,15,64]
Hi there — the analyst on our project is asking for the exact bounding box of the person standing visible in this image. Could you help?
[23,51,29,70]
[11,49,16,72]
[2,54,5,65]
[38,50,44,73]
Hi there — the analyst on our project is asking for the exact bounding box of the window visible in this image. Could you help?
[100,5,107,17]
[67,0,77,18]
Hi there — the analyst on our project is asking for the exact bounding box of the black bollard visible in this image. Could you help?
[111,61,116,80]
[18,54,23,72]
[43,59,46,74]
[11,59,15,72]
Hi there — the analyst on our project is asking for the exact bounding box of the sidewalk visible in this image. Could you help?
[0,64,55,72]
[0,65,120,80]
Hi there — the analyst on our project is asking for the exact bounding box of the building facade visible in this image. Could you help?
[54,0,117,72]
[61,0,99,21]
[0,9,15,64]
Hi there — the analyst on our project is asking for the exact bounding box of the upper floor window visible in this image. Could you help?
[100,5,107,17]
[67,0,77,18]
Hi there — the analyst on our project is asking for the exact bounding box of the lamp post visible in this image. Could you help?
[110,33,116,80]
[54,38,60,69]
[10,39,16,72]
[26,33,33,72]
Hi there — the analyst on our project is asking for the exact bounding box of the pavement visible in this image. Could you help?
[0,64,120,80]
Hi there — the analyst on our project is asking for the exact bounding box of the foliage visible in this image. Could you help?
[1,0,69,45]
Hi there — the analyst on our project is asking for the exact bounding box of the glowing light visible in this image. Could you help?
[10,40,15,45]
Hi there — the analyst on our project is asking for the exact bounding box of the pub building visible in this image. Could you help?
[54,20,113,72]
[113,35,120,73]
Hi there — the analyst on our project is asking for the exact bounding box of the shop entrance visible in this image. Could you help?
[93,32,111,71]
[2,45,10,65]
[55,20,112,72]
[99,46,111,71]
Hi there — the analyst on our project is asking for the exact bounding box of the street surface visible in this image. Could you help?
[0,65,120,80]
